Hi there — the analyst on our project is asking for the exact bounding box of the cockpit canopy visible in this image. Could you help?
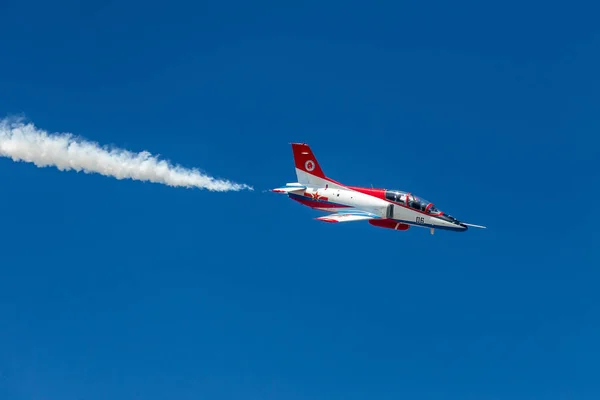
[384,190,441,215]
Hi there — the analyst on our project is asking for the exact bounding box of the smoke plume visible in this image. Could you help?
[0,118,252,191]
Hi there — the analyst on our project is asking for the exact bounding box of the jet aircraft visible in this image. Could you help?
[272,143,485,234]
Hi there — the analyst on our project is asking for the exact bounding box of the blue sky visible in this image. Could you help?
[0,1,598,399]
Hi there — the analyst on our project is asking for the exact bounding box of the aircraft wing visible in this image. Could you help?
[315,212,378,223]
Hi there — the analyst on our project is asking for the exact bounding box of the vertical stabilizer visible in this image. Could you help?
[291,143,342,188]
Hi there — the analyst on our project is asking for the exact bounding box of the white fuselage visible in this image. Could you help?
[303,185,464,231]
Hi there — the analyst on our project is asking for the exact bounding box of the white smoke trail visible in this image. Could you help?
[0,118,252,191]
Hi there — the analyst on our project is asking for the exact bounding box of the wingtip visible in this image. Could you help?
[315,217,338,223]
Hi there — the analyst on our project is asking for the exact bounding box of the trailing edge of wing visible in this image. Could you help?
[315,212,377,223]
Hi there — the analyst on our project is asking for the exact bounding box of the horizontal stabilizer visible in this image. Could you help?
[271,183,306,193]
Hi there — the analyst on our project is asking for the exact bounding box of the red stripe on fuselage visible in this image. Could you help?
[290,195,350,209]
[347,186,387,200]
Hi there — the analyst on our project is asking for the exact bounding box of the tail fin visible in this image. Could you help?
[292,143,325,178]
[291,143,341,187]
